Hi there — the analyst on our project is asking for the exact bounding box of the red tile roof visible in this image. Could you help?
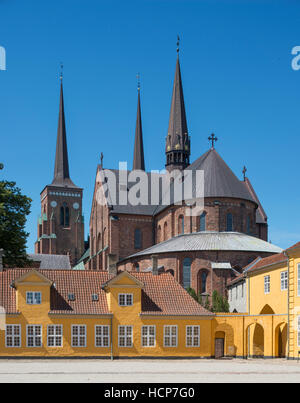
[246,253,287,274]
[0,269,212,317]
[286,242,300,251]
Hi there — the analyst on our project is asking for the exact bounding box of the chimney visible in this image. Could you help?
[151,255,159,275]
[0,249,4,272]
[108,254,118,276]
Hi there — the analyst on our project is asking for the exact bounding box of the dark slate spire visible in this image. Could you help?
[51,78,78,188]
[165,52,190,172]
[133,86,145,171]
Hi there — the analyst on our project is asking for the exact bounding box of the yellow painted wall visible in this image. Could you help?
[287,246,300,359]
[247,261,288,316]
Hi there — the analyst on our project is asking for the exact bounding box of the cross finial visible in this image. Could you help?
[60,62,63,82]
[136,72,141,92]
[208,133,218,149]
[177,35,180,54]
[100,152,104,168]
[243,166,247,181]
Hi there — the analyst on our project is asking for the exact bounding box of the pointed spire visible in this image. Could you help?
[165,42,190,171]
[133,78,145,171]
[51,73,78,188]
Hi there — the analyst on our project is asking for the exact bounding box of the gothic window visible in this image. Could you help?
[178,215,184,235]
[247,215,251,234]
[163,222,168,241]
[183,258,192,289]
[198,270,208,294]
[60,203,70,227]
[199,212,206,232]
[226,213,233,232]
[134,229,142,249]
[157,225,161,243]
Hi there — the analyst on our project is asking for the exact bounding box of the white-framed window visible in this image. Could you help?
[95,325,110,347]
[186,325,200,347]
[164,325,177,347]
[118,294,133,306]
[264,275,270,294]
[281,271,288,291]
[298,264,300,297]
[47,325,63,347]
[26,292,42,305]
[27,325,42,347]
[141,326,156,347]
[5,325,21,348]
[71,325,86,347]
[118,325,133,347]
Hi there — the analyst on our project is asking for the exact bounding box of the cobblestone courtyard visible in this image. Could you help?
[0,358,299,383]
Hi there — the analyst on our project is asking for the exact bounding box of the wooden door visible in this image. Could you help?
[215,338,225,359]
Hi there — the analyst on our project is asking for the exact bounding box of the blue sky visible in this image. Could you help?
[1,0,300,251]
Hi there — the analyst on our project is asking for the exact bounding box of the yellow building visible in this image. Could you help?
[0,268,214,358]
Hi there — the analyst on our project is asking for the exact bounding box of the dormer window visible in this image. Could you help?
[68,293,76,301]
[26,292,41,305]
[118,293,133,306]
[92,294,99,302]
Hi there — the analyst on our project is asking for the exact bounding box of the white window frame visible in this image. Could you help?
[26,291,42,305]
[163,325,178,347]
[5,325,21,348]
[186,325,200,347]
[281,271,288,291]
[26,325,42,348]
[118,294,133,307]
[71,325,86,348]
[95,325,110,348]
[264,275,270,294]
[118,325,133,347]
[141,325,156,347]
[47,325,63,347]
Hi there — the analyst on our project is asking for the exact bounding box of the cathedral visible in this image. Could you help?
[35,49,282,299]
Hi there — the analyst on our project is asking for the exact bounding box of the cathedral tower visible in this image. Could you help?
[165,47,190,172]
[34,77,84,266]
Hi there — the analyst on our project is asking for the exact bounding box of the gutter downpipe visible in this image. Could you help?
[110,316,114,361]
[283,251,290,360]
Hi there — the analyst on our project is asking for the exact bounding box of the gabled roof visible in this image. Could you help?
[127,231,283,259]
[0,269,212,317]
[286,242,300,251]
[245,252,287,275]
[243,178,267,224]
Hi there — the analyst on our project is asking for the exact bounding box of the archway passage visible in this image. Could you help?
[246,323,264,358]
[275,323,287,358]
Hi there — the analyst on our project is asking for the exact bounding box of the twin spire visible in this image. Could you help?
[133,44,189,172]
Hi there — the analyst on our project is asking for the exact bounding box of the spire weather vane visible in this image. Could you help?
[100,152,104,168]
[136,73,141,91]
[208,133,218,149]
[177,35,180,54]
[243,166,247,181]
[60,63,63,82]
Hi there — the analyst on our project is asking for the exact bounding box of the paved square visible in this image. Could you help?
[0,359,299,383]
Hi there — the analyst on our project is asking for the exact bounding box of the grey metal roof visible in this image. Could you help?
[128,232,283,258]
[28,254,71,270]
[133,90,145,171]
[187,149,256,203]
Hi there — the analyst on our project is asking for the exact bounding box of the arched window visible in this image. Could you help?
[199,212,206,232]
[183,258,192,289]
[60,203,70,227]
[163,222,168,241]
[157,225,161,243]
[226,213,233,231]
[199,270,208,294]
[178,215,184,235]
[247,215,251,234]
[134,228,142,249]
